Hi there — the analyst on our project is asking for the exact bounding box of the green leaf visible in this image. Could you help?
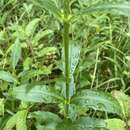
[0,98,4,116]
[69,44,80,97]
[0,48,4,55]
[16,110,28,130]
[62,44,80,97]
[31,0,62,19]
[71,90,122,116]
[23,57,32,70]
[56,117,107,130]
[4,110,28,130]
[0,116,10,130]
[112,91,129,118]
[4,113,17,130]
[30,111,62,123]
[0,30,6,43]
[62,44,80,75]
[33,29,53,44]
[19,68,51,81]
[11,38,21,69]
[30,111,62,130]
[12,84,63,103]
[37,47,57,58]
[128,119,130,127]
[25,18,40,37]
[70,44,80,75]
[0,71,17,83]
[80,2,130,17]
[105,119,126,130]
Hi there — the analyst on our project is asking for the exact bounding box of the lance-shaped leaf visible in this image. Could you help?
[70,44,80,75]
[16,110,28,130]
[56,117,107,130]
[71,90,122,116]
[31,0,62,19]
[11,38,21,69]
[12,84,63,103]
[79,2,130,17]
[0,71,17,83]
[69,44,80,97]
[33,29,53,45]
[62,44,80,97]
[25,18,40,37]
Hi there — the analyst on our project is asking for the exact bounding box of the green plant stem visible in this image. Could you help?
[63,0,70,117]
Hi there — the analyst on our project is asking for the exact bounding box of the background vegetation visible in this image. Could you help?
[0,0,130,130]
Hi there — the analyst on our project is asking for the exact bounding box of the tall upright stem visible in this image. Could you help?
[63,0,70,116]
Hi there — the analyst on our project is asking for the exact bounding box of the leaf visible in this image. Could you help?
[128,119,130,127]
[111,91,129,118]
[0,30,6,43]
[30,111,62,130]
[56,117,107,130]
[4,113,17,130]
[79,1,130,17]
[4,110,28,130]
[0,71,17,83]
[12,84,63,103]
[70,44,80,75]
[62,44,81,98]
[11,38,21,69]
[62,44,80,75]
[30,111,62,123]
[23,57,32,70]
[31,0,62,19]
[71,90,122,116]
[25,18,40,37]
[69,44,80,97]
[37,47,57,57]
[33,29,53,44]
[105,119,126,130]
[0,98,4,116]
[0,116,10,130]
[69,76,75,98]
[16,110,28,130]
[126,56,130,61]
[19,68,51,81]
[0,48,4,55]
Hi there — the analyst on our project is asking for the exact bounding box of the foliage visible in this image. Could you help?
[0,0,130,129]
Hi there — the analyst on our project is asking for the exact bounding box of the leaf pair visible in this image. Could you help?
[12,84,123,117]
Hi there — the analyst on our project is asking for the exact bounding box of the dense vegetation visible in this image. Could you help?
[0,0,130,130]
